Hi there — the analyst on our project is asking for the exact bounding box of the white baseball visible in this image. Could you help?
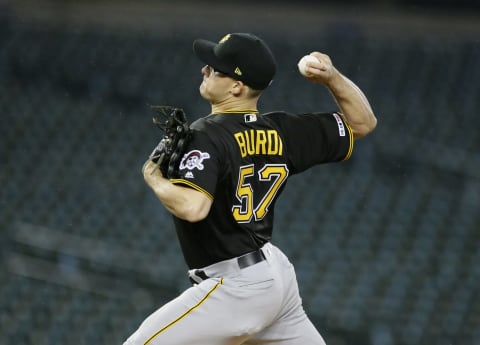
[297,55,319,77]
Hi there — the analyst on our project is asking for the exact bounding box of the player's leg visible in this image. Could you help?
[244,307,326,345]
[123,278,241,345]
[244,244,327,345]
[123,265,283,345]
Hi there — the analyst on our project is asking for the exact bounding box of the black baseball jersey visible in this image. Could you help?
[170,110,353,268]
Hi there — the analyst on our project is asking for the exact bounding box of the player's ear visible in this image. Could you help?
[230,80,245,96]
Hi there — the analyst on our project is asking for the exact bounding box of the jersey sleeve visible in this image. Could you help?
[268,112,354,174]
[169,127,221,200]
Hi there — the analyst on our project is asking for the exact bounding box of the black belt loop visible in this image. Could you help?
[194,269,209,280]
[189,269,209,285]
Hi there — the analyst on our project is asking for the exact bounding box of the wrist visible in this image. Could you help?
[325,69,344,90]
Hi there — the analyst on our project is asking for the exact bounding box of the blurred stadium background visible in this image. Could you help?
[1,0,479,344]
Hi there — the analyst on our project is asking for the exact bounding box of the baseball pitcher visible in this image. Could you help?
[125,32,376,345]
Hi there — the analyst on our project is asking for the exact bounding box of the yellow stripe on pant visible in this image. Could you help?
[144,278,224,345]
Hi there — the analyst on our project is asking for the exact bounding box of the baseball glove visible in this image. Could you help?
[149,106,192,179]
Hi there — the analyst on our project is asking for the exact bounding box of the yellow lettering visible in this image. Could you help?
[234,132,247,158]
[234,129,283,158]
[279,134,283,155]
[267,130,277,155]
[256,130,267,155]
[246,130,256,156]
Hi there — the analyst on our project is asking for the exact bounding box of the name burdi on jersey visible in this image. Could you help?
[234,129,283,158]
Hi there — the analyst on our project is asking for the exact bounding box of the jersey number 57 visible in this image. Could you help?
[232,164,289,223]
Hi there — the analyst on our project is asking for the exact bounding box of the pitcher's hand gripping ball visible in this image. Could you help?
[149,106,192,178]
[297,54,320,77]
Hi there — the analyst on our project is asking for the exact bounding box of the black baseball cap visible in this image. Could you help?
[193,33,276,90]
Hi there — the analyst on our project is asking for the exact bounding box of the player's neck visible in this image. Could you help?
[210,97,258,114]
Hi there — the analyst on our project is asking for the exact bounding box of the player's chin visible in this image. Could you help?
[199,84,211,101]
[199,82,206,95]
